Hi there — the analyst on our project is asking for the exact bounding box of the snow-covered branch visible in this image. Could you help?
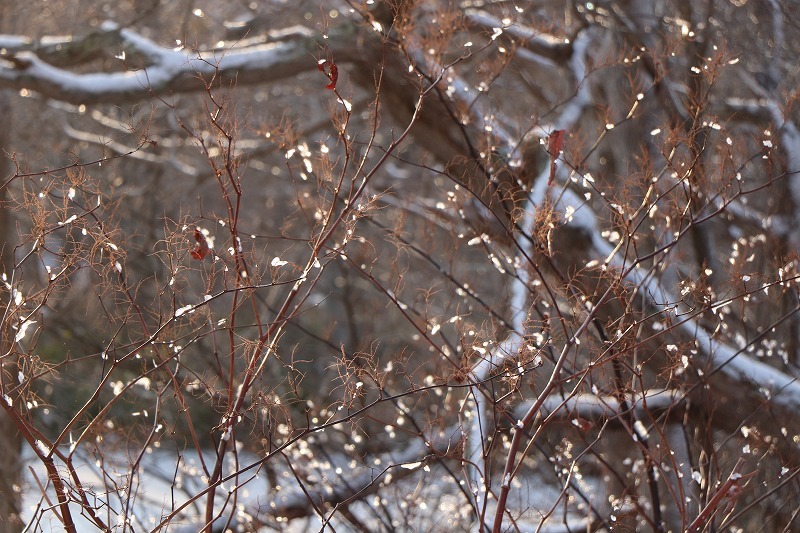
[0,23,360,104]
[267,429,457,521]
[514,389,684,423]
[463,11,572,65]
[586,212,800,433]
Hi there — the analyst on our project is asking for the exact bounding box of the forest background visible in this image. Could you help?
[2,0,800,531]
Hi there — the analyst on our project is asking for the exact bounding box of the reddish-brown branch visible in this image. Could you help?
[687,460,750,533]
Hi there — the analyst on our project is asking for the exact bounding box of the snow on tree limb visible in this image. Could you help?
[514,389,684,423]
[0,23,359,104]
[463,11,572,64]
[268,432,453,521]
[593,223,800,429]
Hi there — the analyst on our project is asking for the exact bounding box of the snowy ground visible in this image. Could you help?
[22,443,599,532]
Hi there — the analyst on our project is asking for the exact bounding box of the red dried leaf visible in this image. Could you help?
[191,228,211,260]
[547,129,566,157]
[318,60,338,90]
[325,63,338,90]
